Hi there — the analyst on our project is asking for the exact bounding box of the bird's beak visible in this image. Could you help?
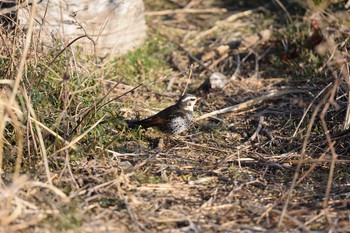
[196,97,202,102]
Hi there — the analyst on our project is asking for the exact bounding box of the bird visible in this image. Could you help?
[127,94,200,135]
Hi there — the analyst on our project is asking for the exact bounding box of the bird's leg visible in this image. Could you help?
[157,137,165,151]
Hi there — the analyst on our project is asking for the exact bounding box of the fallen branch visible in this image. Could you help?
[247,116,265,142]
[146,7,227,16]
[189,7,265,44]
[195,89,313,121]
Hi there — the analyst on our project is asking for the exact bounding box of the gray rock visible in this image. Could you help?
[18,0,147,57]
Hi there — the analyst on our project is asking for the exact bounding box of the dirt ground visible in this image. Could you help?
[1,0,350,232]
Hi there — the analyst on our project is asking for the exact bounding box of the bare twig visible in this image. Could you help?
[22,87,52,184]
[277,90,329,227]
[53,116,105,156]
[29,116,76,150]
[247,116,265,142]
[124,196,148,232]
[190,7,265,43]
[182,64,194,95]
[292,82,332,137]
[274,0,292,23]
[146,7,227,16]
[230,54,241,80]
[29,181,69,203]
[195,89,313,121]
[48,35,95,67]
[320,78,340,210]
[149,24,213,72]
[9,1,36,105]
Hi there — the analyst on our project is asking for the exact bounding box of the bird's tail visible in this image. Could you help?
[126,119,143,129]
[126,119,154,129]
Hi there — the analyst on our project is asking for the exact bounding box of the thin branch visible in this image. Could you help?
[146,7,227,16]
[320,78,340,209]
[195,89,313,121]
[293,82,332,137]
[277,90,330,227]
[48,35,95,67]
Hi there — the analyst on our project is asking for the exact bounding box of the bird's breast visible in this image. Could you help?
[168,114,192,134]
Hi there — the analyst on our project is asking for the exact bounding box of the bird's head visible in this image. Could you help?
[177,94,200,112]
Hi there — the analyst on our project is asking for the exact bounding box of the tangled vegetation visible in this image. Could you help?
[0,0,349,232]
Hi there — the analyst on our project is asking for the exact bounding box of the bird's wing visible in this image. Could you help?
[137,105,182,128]
[138,115,168,128]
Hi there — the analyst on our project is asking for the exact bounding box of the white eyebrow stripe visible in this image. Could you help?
[181,96,197,102]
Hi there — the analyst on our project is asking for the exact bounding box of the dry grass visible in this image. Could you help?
[0,0,350,232]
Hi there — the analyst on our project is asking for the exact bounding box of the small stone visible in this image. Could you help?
[209,72,228,89]
[119,161,133,169]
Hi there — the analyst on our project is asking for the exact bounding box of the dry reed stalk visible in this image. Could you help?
[0,175,69,230]
[21,86,51,184]
[53,116,105,156]
[9,0,36,104]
